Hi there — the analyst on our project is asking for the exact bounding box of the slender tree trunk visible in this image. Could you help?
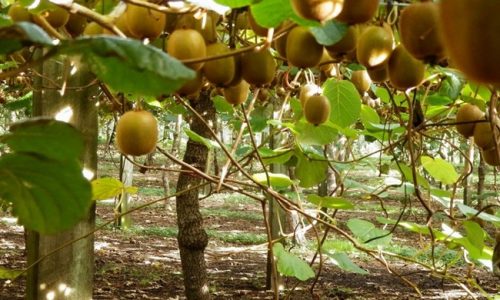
[116,156,134,229]
[176,90,214,300]
[27,58,98,299]
[477,152,486,206]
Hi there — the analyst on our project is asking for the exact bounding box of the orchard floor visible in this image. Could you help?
[1,159,499,299]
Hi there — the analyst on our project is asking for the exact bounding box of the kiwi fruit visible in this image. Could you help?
[318,49,335,74]
[241,49,277,86]
[248,10,268,37]
[223,80,250,106]
[482,148,500,166]
[473,121,497,150]
[8,3,32,22]
[356,25,393,69]
[175,13,218,44]
[290,0,343,22]
[336,0,379,24]
[299,83,322,108]
[177,71,204,96]
[116,110,159,156]
[125,4,166,40]
[439,0,500,84]
[166,29,207,71]
[388,44,426,90]
[304,94,331,126]
[455,103,484,138]
[286,26,323,68]
[41,5,70,28]
[325,25,359,57]
[367,64,388,83]
[399,2,444,63]
[83,22,104,36]
[351,70,372,95]
[274,32,288,59]
[202,42,235,86]
[65,14,87,37]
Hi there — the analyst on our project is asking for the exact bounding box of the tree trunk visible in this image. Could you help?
[116,156,134,229]
[27,58,98,299]
[176,90,214,300]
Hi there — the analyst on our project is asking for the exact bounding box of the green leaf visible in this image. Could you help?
[0,21,54,54]
[250,0,291,28]
[457,204,500,226]
[252,172,293,189]
[250,106,271,133]
[273,243,315,281]
[398,164,430,190]
[325,252,368,274]
[323,79,361,128]
[293,120,338,146]
[188,0,230,14]
[310,20,348,46]
[463,221,485,251]
[214,0,252,8]
[306,194,354,209]
[0,154,92,234]
[259,147,294,165]
[347,219,392,246]
[360,104,380,131]
[421,156,459,185]
[426,94,453,106]
[212,95,234,114]
[91,177,137,201]
[0,266,23,280]
[185,129,220,149]
[3,91,32,111]
[59,36,195,97]
[295,148,327,188]
[439,70,463,100]
[1,118,84,161]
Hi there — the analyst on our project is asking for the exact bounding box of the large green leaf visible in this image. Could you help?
[0,21,54,55]
[306,194,354,209]
[0,118,84,161]
[250,0,318,28]
[252,172,293,189]
[292,120,338,146]
[185,129,220,149]
[91,177,137,201]
[273,243,315,281]
[398,164,430,190]
[0,154,92,234]
[295,148,328,188]
[259,147,294,165]
[421,156,459,185]
[310,20,348,46]
[347,219,392,246]
[59,36,195,97]
[323,79,361,128]
[463,220,486,251]
[325,252,368,274]
[360,104,380,131]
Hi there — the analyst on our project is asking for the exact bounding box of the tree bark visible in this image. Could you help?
[176,90,214,300]
[27,58,98,299]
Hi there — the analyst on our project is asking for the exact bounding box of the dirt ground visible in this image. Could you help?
[1,161,499,299]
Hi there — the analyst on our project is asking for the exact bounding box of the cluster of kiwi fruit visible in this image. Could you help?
[455,104,500,166]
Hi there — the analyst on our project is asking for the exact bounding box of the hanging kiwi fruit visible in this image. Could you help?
[290,0,343,23]
[398,2,444,63]
[439,0,500,84]
[241,49,277,86]
[116,110,159,156]
[177,71,204,96]
[455,103,484,138]
[286,26,324,68]
[37,5,70,28]
[299,83,322,108]
[325,25,359,57]
[125,3,166,40]
[202,42,236,86]
[482,148,500,166]
[473,121,498,150]
[388,44,426,90]
[166,29,207,71]
[304,94,331,126]
[356,25,393,69]
[65,14,87,37]
[335,0,379,25]
[8,3,32,22]
[350,70,372,96]
[223,80,250,106]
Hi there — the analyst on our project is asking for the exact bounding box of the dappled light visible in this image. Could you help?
[54,106,73,123]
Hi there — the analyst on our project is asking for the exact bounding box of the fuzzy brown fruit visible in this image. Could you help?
[304,95,330,126]
[482,148,500,166]
[65,14,87,37]
[367,64,388,83]
[351,70,372,95]
[203,42,235,86]
[8,3,31,22]
[177,71,204,96]
[388,45,425,90]
[325,25,358,57]
[299,83,322,108]
[290,0,343,22]
[286,26,323,68]
[241,49,277,86]
[356,25,393,69]
[473,121,497,150]
[439,0,500,84]
[43,6,70,28]
[455,103,484,138]
[399,2,444,63]
[116,110,159,156]
[336,0,379,24]
[175,12,218,44]
[83,22,103,35]
[125,4,166,39]
[223,80,250,106]
[166,29,207,71]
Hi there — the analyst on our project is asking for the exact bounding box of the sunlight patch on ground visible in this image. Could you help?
[95,241,110,251]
